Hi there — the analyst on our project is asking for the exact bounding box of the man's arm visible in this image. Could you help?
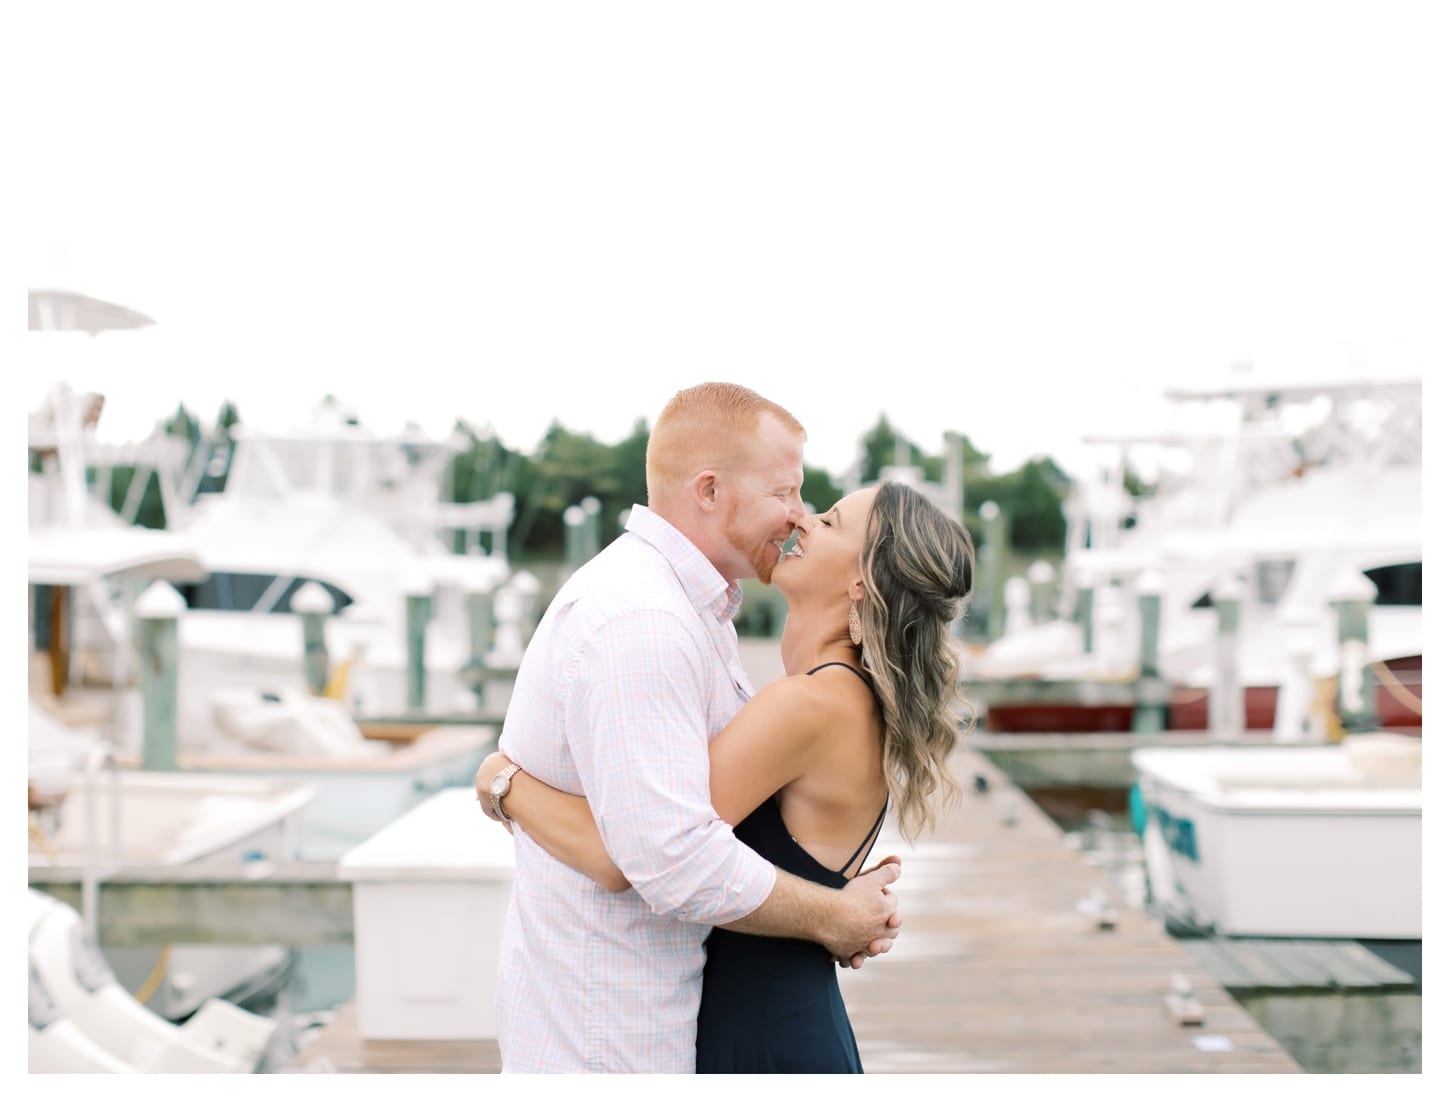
[720,859,901,965]
[474,750,901,961]
[477,749,900,964]
[479,659,905,961]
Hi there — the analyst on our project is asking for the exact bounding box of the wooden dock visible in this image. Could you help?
[285,745,1302,1074]
[835,747,1300,1073]
[286,1004,499,1074]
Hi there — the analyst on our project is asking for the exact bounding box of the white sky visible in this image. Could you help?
[15,1,1447,480]
[8,5,1446,1076]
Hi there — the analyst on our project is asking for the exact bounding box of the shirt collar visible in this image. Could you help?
[625,504,744,624]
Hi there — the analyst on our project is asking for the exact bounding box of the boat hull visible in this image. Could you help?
[1131,741,1421,939]
[980,655,1422,735]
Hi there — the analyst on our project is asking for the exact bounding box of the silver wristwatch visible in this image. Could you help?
[489,762,522,822]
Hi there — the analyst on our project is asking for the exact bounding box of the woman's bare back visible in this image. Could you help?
[774,662,889,878]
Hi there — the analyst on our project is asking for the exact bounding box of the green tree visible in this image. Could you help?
[512,422,621,553]
[856,414,928,483]
[163,403,202,446]
[194,400,243,495]
[800,465,843,515]
[216,400,242,437]
[944,431,992,478]
[595,419,651,540]
[108,466,166,529]
[1122,463,1156,504]
[964,457,1069,554]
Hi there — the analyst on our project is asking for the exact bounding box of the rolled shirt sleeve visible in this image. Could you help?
[566,610,775,925]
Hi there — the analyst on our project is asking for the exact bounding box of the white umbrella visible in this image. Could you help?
[28,288,156,334]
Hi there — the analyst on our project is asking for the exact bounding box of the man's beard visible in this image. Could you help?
[724,500,782,585]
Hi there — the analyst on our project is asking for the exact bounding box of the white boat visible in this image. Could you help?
[182,688,497,860]
[169,405,518,723]
[26,469,497,871]
[28,704,316,1021]
[28,378,507,735]
[1131,734,1421,939]
[28,889,279,1072]
[29,383,522,737]
[966,372,1422,733]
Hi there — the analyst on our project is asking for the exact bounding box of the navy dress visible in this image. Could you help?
[695,663,888,1074]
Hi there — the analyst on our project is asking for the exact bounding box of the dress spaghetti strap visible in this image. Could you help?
[837,799,889,877]
[805,661,873,690]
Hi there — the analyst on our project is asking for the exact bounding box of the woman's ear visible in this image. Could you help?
[849,578,866,603]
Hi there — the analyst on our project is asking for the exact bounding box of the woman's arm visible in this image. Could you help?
[475,677,831,891]
[475,750,631,892]
[703,677,829,824]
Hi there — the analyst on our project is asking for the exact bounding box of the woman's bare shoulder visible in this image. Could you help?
[754,665,871,716]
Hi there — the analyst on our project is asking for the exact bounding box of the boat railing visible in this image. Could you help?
[80,741,123,945]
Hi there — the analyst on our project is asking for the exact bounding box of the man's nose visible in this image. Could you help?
[785,495,807,525]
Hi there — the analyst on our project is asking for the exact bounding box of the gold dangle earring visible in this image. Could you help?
[848,600,863,646]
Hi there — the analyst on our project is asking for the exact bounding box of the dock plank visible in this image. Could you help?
[1180,938,1416,994]
[1314,941,1417,990]
[286,1003,500,1074]
[1177,938,1265,992]
[836,747,1301,1073]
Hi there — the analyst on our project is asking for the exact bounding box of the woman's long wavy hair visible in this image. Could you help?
[858,481,976,843]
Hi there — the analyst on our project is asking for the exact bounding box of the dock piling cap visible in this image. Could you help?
[1211,573,1246,602]
[135,579,187,619]
[291,580,335,615]
[1136,568,1164,596]
[459,556,507,594]
[402,570,434,597]
[1329,567,1378,603]
[508,570,541,594]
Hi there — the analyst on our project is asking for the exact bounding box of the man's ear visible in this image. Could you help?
[692,470,719,511]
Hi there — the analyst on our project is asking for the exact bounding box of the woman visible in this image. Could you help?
[476,479,975,1073]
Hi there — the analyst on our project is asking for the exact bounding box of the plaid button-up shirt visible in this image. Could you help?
[495,505,777,1072]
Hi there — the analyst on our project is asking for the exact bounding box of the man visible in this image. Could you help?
[476,382,902,1073]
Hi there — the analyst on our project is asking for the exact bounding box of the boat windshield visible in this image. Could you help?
[178,572,355,615]
[1364,562,1421,607]
[1253,559,1296,605]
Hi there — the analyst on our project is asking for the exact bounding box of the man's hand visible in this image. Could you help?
[825,854,903,969]
[474,750,516,831]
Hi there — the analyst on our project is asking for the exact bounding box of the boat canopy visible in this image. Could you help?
[28,527,207,587]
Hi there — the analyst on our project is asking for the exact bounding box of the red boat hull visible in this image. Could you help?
[982,655,1422,735]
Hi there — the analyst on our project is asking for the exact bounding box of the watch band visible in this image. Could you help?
[490,762,522,822]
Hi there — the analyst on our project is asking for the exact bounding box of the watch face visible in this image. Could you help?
[491,774,508,796]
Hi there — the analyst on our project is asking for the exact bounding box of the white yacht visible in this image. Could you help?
[27,385,504,857]
[30,383,521,739]
[28,889,282,1072]
[28,703,315,1024]
[966,372,1422,734]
